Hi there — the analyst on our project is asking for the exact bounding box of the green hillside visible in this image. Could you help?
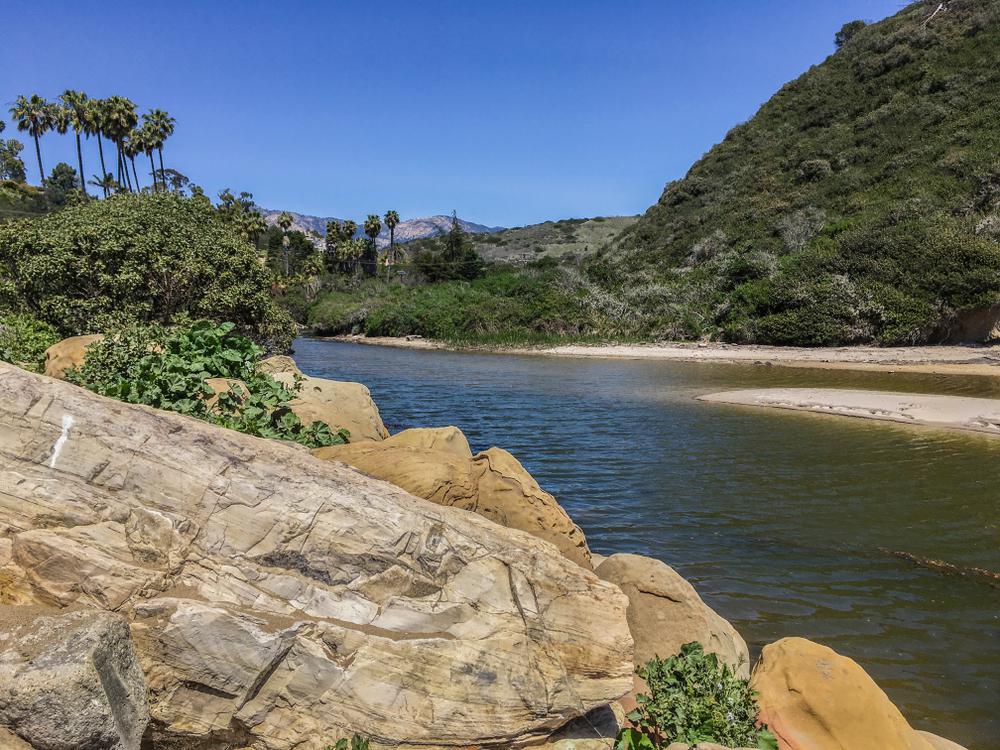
[591,0,1000,345]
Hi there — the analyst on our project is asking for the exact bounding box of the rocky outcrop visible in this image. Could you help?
[312,442,592,568]
[273,370,389,442]
[383,426,474,457]
[0,362,632,749]
[595,554,749,678]
[0,606,150,750]
[259,355,302,376]
[751,637,937,750]
[42,333,103,379]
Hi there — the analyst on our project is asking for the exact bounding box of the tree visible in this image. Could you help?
[124,132,143,191]
[85,99,110,196]
[217,189,267,245]
[363,213,382,276]
[58,90,90,198]
[342,219,357,240]
[444,210,465,260]
[0,138,27,182]
[88,172,119,194]
[144,109,175,181]
[835,20,866,48]
[384,210,400,264]
[135,123,159,190]
[104,96,138,192]
[9,95,53,184]
[277,211,294,275]
[44,163,80,209]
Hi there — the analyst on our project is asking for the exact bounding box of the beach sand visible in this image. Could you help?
[699,387,1000,437]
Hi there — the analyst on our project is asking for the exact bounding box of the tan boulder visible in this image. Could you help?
[42,334,104,379]
[915,732,968,750]
[203,376,247,410]
[259,354,302,375]
[595,553,749,678]
[384,425,473,457]
[0,362,632,749]
[274,371,389,441]
[313,442,592,568]
[751,637,936,750]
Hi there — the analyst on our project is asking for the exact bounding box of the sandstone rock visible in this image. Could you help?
[751,637,936,750]
[204,376,247,410]
[0,362,632,749]
[273,370,389,441]
[0,606,149,750]
[42,334,104,379]
[530,704,624,750]
[259,354,302,376]
[313,442,592,568]
[384,425,473,457]
[596,553,749,678]
[915,731,969,750]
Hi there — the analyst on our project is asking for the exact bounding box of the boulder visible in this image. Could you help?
[751,637,936,750]
[915,732,968,750]
[42,334,104,379]
[312,442,592,568]
[204,376,247,410]
[384,425,473,457]
[259,354,302,376]
[0,606,149,750]
[0,362,632,749]
[273,370,389,442]
[596,553,749,678]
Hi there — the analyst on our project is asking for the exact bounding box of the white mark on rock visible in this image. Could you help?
[48,414,74,469]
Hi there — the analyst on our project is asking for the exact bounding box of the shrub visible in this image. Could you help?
[0,313,60,372]
[615,643,776,750]
[68,321,348,448]
[325,736,369,750]
[835,19,866,48]
[0,192,294,351]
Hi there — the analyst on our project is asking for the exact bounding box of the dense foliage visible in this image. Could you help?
[615,643,776,750]
[0,192,295,350]
[0,313,60,371]
[68,321,348,448]
[589,0,1000,345]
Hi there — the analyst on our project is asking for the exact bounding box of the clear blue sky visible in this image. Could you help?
[4,1,903,227]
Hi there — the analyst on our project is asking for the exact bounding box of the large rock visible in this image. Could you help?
[596,553,749,678]
[42,334,104,379]
[915,732,969,750]
[0,606,149,750]
[273,370,389,442]
[0,362,632,749]
[312,442,592,568]
[384,426,473,457]
[751,637,936,750]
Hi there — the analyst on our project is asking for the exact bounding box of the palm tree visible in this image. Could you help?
[363,214,382,277]
[9,94,53,183]
[124,132,143,190]
[143,109,175,182]
[88,172,119,194]
[85,99,111,196]
[104,96,137,191]
[59,90,90,198]
[384,210,400,264]
[136,123,159,190]
[277,212,293,275]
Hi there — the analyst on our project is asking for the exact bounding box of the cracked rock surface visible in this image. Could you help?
[0,363,633,750]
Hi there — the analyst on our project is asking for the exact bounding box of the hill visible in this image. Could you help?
[255,208,502,248]
[590,0,1000,345]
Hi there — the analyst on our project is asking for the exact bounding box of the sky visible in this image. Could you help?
[4,1,905,227]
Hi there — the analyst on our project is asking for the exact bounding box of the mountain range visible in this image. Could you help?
[255,208,503,249]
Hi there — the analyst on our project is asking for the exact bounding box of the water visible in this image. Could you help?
[293,338,1000,749]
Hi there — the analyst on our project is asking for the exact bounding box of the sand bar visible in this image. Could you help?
[699,387,1000,437]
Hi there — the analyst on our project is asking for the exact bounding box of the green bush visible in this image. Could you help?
[324,736,369,750]
[68,321,348,448]
[0,313,60,372]
[0,192,294,351]
[615,643,776,750]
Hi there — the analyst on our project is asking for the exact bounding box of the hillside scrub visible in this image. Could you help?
[587,0,1000,346]
[0,192,295,350]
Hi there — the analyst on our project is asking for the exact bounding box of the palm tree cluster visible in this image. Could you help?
[7,91,175,198]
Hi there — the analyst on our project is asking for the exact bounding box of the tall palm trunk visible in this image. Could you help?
[75,132,88,198]
[148,152,158,191]
[157,146,165,184]
[96,133,108,197]
[130,155,140,191]
[32,133,44,184]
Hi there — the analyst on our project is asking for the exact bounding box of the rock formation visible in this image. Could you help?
[42,333,104,379]
[0,362,632,749]
[273,370,389,442]
[313,442,592,568]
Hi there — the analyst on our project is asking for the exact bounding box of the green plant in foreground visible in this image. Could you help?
[615,642,776,750]
[0,313,60,372]
[325,735,370,750]
[68,320,348,448]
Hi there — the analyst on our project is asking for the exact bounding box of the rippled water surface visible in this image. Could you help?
[294,338,1000,749]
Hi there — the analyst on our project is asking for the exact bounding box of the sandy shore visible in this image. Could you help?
[699,388,1000,437]
[325,335,1000,378]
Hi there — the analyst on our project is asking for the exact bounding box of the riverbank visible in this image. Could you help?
[325,335,1000,378]
[700,388,1000,438]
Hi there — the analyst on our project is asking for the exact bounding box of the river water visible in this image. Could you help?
[294,338,1000,749]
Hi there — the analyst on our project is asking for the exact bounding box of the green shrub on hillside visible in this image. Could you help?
[615,643,776,750]
[0,192,294,350]
[68,321,347,448]
[0,313,60,372]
